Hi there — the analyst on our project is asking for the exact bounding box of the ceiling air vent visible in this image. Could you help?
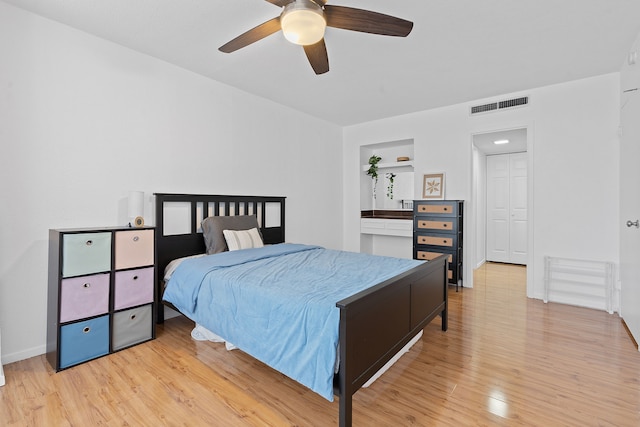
[470,96,529,115]
[471,103,498,114]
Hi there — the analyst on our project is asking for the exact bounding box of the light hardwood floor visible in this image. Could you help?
[2,262,639,426]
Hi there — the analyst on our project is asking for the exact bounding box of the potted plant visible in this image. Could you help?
[386,173,396,199]
[366,155,382,199]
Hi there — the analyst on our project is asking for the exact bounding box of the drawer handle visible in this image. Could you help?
[443,224,448,227]
[444,207,449,211]
[133,236,139,242]
[83,283,91,288]
[86,240,93,246]
[130,314,136,320]
[133,275,138,281]
[83,327,91,333]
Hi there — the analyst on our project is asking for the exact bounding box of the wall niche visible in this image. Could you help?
[359,139,415,259]
[360,139,414,210]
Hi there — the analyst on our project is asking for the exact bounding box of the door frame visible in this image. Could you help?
[468,123,535,298]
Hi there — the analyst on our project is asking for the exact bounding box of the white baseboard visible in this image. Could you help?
[1,344,46,366]
[0,329,4,386]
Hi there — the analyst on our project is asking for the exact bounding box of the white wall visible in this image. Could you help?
[472,147,487,268]
[0,3,343,364]
[343,73,620,303]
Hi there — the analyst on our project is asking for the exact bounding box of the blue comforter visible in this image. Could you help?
[163,243,423,401]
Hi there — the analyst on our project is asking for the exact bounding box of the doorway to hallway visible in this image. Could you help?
[486,152,528,264]
[472,128,529,267]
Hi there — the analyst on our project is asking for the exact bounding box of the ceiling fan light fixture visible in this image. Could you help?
[281,1,326,46]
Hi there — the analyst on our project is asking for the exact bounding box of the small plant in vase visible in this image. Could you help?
[386,173,396,199]
[366,155,382,199]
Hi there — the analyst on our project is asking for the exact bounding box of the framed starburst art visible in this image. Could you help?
[422,173,445,199]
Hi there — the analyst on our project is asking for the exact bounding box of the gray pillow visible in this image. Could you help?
[201,215,262,254]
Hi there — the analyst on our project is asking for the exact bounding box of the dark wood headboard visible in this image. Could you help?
[154,193,286,322]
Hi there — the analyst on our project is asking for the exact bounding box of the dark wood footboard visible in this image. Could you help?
[336,254,448,427]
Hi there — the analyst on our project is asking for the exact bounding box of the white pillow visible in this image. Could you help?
[223,228,264,251]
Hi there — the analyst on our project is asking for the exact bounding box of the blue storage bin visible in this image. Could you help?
[59,315,109,368]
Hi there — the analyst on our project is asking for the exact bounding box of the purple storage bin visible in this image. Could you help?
[114,267,154,310]
[59,273,110,323]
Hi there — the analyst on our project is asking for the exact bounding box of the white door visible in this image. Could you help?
[487,155,510,262]
[509,153,528,264]
[620,88,640,345]
[487,152,528,264]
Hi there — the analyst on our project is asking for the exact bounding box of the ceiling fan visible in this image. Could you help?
[218,0,413,75]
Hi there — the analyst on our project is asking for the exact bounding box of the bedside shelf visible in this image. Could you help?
[362,160,414,171]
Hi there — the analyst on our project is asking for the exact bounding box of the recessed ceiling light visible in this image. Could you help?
[493,139,510,145]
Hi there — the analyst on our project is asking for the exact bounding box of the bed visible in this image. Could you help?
[154,193,448,427]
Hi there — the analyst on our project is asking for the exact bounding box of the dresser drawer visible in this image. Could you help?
[415,201,458,216]
[112,305,153,351]
[59,273,110,323]
[115,229,154,270]
[416,250,456,281]
[114,267,154,310]
[416,234,454,247]
[416,251,453,264]
[62,232,111,278]
[415,219,455,232]
[59,315,109,369]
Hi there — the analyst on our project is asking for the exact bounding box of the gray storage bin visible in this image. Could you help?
[112,304,153,351]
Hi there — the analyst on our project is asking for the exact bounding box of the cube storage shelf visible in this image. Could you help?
[47,226,156,371]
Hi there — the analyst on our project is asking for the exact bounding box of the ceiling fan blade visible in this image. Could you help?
[303,39,329,75]
[264,0,294,6]
[324,5,413,37]
[219,17,282,53]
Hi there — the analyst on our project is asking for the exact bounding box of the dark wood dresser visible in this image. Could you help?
[413,200,464,290]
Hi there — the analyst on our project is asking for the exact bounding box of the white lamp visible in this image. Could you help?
[281,0,326,46]
[128,191,145,227]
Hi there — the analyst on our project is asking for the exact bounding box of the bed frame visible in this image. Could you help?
[154,193,448,427]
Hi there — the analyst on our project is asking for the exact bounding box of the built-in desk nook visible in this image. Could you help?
[361,210,413,237]
[359,139,415,259]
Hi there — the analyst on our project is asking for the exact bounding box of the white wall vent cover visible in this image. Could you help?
[470,96,529,115]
